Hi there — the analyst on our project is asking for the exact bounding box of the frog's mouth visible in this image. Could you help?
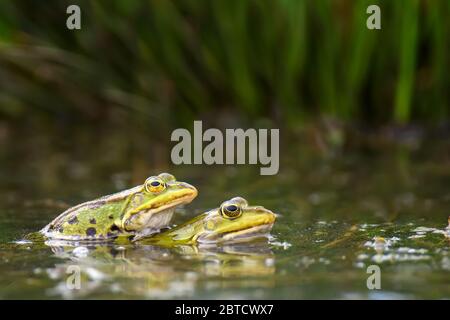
[122,183,197,234]
[197,223,274,244]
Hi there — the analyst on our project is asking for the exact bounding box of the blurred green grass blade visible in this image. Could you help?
[312,0,338,117]
[426,1,449,120]
[394,0,419,124]
[342,0,379,119]
[0,0,448,128]
[276,0,308,124]
[212,0,259,115]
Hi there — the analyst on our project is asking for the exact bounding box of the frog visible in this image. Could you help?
[137,197,276,245]
[39,173,198,242]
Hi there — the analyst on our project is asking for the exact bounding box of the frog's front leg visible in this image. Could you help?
[132,227,165,242]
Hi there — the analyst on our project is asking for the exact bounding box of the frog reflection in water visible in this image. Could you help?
[138,197,277,245]
[44,243,275,298]
[39,173,198,242]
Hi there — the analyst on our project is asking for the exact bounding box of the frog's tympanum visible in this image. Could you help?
[139,197,276,245]
[40,173,197,241]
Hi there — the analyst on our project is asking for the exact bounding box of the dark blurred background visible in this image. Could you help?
[0,0,449,179]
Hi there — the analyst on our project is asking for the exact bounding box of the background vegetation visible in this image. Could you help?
[0,0,449,139]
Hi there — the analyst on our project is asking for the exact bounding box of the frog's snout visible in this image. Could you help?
[253,206,278,221]
[178,182,198,199]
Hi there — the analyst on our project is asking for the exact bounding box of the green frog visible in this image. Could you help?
[138,197,276,245]
[39,173,197,241]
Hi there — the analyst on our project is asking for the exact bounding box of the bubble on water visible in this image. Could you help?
[372,254,391,263]
[14,240,33,245]
[371,251,431,264]
[364,236,398,251]
[359,223,382,232]
[85,267,106,281]
[265,258,275,267]
[271,241,292,249]
[357,254,369,260]
[408,234,426,239]
[72,246,89,258]
[397,247,428,254]
[413,226,436,233]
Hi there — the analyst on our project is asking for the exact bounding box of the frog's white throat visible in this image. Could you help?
[126,206,176,242]
[125,195,194,239]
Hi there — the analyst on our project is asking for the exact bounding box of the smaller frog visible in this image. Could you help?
[138,197,276,245]
[40,173,197,241]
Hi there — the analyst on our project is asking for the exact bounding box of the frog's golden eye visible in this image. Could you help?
[144,177,166,194]
[220,204,242,219]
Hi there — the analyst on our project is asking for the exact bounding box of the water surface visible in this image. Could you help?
[0,141,449,299]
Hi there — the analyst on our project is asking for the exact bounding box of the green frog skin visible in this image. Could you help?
[139,197,276,246]
[40,173,197,242]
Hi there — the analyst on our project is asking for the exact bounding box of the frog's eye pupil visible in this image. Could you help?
[150,181,160,187]
[221,204,242,219]
[144,177,166,193]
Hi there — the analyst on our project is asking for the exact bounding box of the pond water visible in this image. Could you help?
[0,138,449,299]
